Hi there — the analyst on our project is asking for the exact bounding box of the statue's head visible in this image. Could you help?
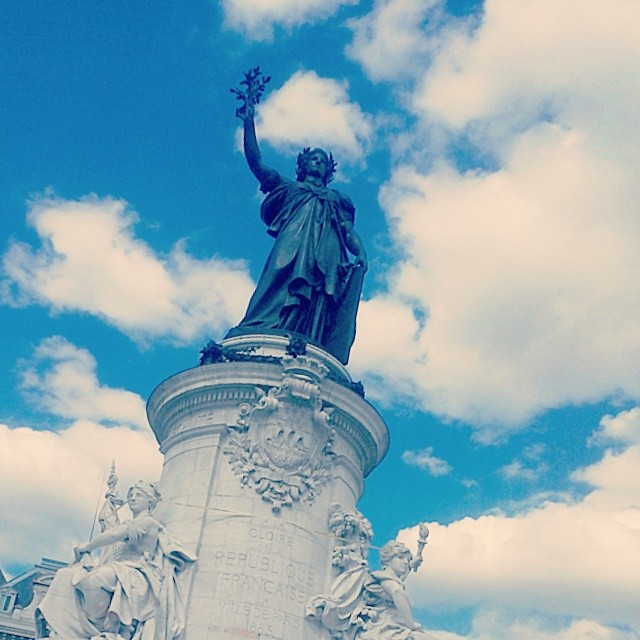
[296,147,337,185]
[380,540,412,565]
[379,540,413,579]
[127,481,162,511]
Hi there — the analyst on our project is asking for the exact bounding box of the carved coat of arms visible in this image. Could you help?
[224,356,336,512]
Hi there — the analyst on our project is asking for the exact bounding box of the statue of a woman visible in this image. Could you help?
[226,69,368,365]
[359,541,433,640]
[307,538,434,640]
[36,481,195,640]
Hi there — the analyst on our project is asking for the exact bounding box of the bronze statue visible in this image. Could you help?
[226,68,367,365]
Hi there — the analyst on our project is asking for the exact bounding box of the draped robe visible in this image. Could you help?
[228,171,364,364]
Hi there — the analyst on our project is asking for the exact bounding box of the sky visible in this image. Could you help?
[1,0,639,638]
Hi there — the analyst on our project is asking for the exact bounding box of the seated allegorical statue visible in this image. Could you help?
[307,512,433,640]
[358,540,434,640]
[36,480,196,640]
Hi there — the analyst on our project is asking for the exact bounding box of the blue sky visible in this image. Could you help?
[2,1,640,638]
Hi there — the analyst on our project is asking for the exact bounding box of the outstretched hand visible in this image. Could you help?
[231,67,270,121]
[236,101,255,122]
[73,544,91,565]
[355,253,369,273]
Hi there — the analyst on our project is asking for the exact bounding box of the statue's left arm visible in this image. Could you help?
[342,220,368,272]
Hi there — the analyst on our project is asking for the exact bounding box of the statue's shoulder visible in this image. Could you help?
[259,169,289,194]
[370,569,404,589]
[127,513,162,538]
[329,188,355,219]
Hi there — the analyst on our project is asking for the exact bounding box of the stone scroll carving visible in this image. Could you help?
[306,505,432,640]
[35,475,196,640]
[224,355,336,512]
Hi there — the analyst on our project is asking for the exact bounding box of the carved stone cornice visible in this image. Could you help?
[147,353,388,480]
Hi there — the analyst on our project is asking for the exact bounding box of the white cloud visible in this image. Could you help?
[402,447,452,476]
[256,71,374,164]
[414,0,640,163]
[345,0,640,434]
[19,336,147,429]
[499,444,548,481]
[434,610,639,640]
[356,125,640,433]
[0,421,162,569]
[591,408,640,447]
[346,0,452,82]
[395,409,640,631]
[350,295,426,405]
[353,116,640,436]
[222,0,357,41]
[499,459,547,482]
[0,338,163,569]
[1,194,254,344]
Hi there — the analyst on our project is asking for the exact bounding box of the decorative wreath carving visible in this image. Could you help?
[224,356,336,512]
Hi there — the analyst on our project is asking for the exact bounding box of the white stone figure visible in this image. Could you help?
[307,509,433,640]
[358,540,433,640]
[36,481,196,640]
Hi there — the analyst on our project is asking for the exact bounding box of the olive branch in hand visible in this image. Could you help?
[231,67,271,120]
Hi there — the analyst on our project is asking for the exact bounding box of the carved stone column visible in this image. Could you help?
[147,335,388,640]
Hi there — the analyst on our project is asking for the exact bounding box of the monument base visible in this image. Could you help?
[147,335,388,640]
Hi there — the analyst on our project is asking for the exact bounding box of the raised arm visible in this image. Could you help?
[241,113,275,185]
[232,67,275,186]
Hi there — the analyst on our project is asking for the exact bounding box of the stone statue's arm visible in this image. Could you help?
[241,114,276,186]
[73,523,130,559]
[382,580,422,631]
[342,220,368,272]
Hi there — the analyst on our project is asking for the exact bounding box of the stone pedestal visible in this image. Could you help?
[146,335,388,640]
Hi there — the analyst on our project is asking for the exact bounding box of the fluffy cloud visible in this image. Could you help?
[354,124,640,434]
[349,0,640,434]
[591,408,640,447]
[402,447,452,476]
[499,444,548,481]
[396,409,640,632]
[0,337,163,569]
[428,611,639,640]
[221,0,357,41]
[414,0,640,161]
[256,71,374,163]
[19,336,147,428]
[1,194,254,344]
[0,421,161,569]
[346,0,452,82]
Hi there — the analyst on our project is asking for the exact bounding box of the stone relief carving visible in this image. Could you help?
[35,474,196,640]
[224,355,336,512]
[307,507,432,640]
[327,503,374,572]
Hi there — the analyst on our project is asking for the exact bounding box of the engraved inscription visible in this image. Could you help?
[205,520,323,638]
[212,600,303,638]
[219,573,307,604]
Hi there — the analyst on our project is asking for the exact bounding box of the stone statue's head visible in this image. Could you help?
[127,481,162,511]
[296,147,337,185]
[379,540,412,567]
